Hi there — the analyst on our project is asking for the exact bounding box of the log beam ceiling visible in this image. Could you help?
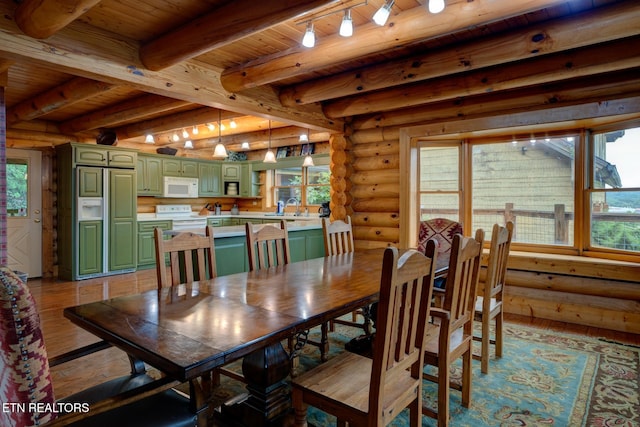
[3,0,639,147]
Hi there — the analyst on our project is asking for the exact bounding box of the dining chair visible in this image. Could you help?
[417,218,463,306]
[473,221,514,374]
[246,220,291,270]
[292,242,438,427]
[246,220,321,370]
[323,216,372,336]
[422,228,484,427]
[153,225,217,288]
[154,225,244,384]
[0,267,196,427]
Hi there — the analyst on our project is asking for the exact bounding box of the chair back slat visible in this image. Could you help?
[369,241,437,416]
[322,216,355,255]
[246,221,291,271]
[154,226,217,288]
[443,229,484,332]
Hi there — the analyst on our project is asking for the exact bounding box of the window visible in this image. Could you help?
[415,124,640,259]
[588,126,640,253]
[7,159,28,217]
[272,164,330,206]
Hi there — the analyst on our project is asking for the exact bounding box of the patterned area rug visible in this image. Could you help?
[206,322,640,426]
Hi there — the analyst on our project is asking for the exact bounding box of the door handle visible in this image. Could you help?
[34,219,41,223]
[34,210,41,214]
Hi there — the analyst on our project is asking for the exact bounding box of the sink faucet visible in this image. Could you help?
[285,198,301,216]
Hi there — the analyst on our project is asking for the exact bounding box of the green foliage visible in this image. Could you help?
[6,163,27,212]
[289,170,330,205]
[592,220,640,251]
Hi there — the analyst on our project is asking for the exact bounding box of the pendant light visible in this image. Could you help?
[144,134,155,144]
[339,9,353,37]
[263,120,276,163]
[212,110,228,159]
[302,22,315,48]
[373,0,394,26]
[302,129,314,167]
[183,140,193,149]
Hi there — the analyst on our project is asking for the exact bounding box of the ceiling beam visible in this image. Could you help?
[14,0,102,39]
[280,0,640,106]
[58,94,192,134]
[349,70,640,131]
[6,77,114,125]
[220,0,569,92]
[0,1,342,132]
[323,37,640,118]
[140,0,341,71]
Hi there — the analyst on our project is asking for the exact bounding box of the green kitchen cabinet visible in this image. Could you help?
[109,169,137,272]
[207,218,223,227]
[78,167,103,197]
[137,220,172,268]
[78,220,103,276]
[240,163,253,197]
[214,236,248,276]
[74,145,137,168]
[137,155,163,196]
[163,158,198,177]
[199,162,222,196]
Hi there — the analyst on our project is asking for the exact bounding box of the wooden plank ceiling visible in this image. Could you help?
[1,0,638,157]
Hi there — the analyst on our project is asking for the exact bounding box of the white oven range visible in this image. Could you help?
[155,204,207,231]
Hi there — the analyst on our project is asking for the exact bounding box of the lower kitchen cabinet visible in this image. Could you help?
[137,221,172,269]
[78,221,103,276]
[213,236,248,276]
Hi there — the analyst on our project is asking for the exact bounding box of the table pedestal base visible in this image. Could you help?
[219,341,291,426]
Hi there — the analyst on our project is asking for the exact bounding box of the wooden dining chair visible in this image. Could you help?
[473,221,514,374]
[154,226,243,384]
[323,216,372,336]
[0,267,196,427]
[153,225,217,288]
[292,242,438,427]
[422,228,484,427]
[246,220,291,270]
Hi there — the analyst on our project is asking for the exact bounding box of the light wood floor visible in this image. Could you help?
[27,269,640,400]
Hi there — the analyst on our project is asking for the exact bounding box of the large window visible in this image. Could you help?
[589,127,640,253]
[417,125,640,258]
[272,165,330,206]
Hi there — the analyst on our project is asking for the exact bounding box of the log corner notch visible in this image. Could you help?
[14,0,102,39]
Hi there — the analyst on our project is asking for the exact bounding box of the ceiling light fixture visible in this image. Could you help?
[241,142,250,150]
[192,125,199,135]
[184,140,193,149]
[299,132,309,143]
[212,110,228,159]
[339,9,353,37]
[230,119,237,129]
[302,129,314,167]
[172,132,179,142]
[263,120,277,163]
[373,0,394,26]
[182,128,189,138]
[302,22,315,48]
[145,134,155,144]
[428,0,445,14]
[207,123,215,131]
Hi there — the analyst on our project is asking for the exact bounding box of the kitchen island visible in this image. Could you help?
[137,213,324,276]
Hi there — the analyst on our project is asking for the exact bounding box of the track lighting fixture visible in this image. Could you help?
[192,125,199,135]
[373,0,394,26]
[428,0,445,14]
[182,128,189,139]
[339,9,353,37]
[145,134,155,144]
[184,140,193,149]
[172,132,179,142]
[263,120,277,163]
[207,123,215,131]
[230,119,237,129]
[212,110,228,159]
[302,22,315,48]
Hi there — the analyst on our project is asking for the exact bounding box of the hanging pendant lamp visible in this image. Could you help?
[263,120,276,163]
[212,110,228,159]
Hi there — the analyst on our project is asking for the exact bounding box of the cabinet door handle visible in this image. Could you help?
[34,219,41,223]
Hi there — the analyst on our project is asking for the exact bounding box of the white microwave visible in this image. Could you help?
[163,176,199,198]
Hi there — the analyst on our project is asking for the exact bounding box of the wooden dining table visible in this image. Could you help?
[64,248,448,426]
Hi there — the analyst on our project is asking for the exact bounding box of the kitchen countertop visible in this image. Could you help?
[164,221,322,238]
[137,211,322,222]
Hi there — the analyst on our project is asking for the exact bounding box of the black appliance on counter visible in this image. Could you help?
[318,202,331,218]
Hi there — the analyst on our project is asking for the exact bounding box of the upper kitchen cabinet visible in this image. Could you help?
[162,158,198,177]
[74,145,137,168]
[198,162,222,197]
[137,154,163,196]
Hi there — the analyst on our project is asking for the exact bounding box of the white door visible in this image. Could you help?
[6,149,42,278]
